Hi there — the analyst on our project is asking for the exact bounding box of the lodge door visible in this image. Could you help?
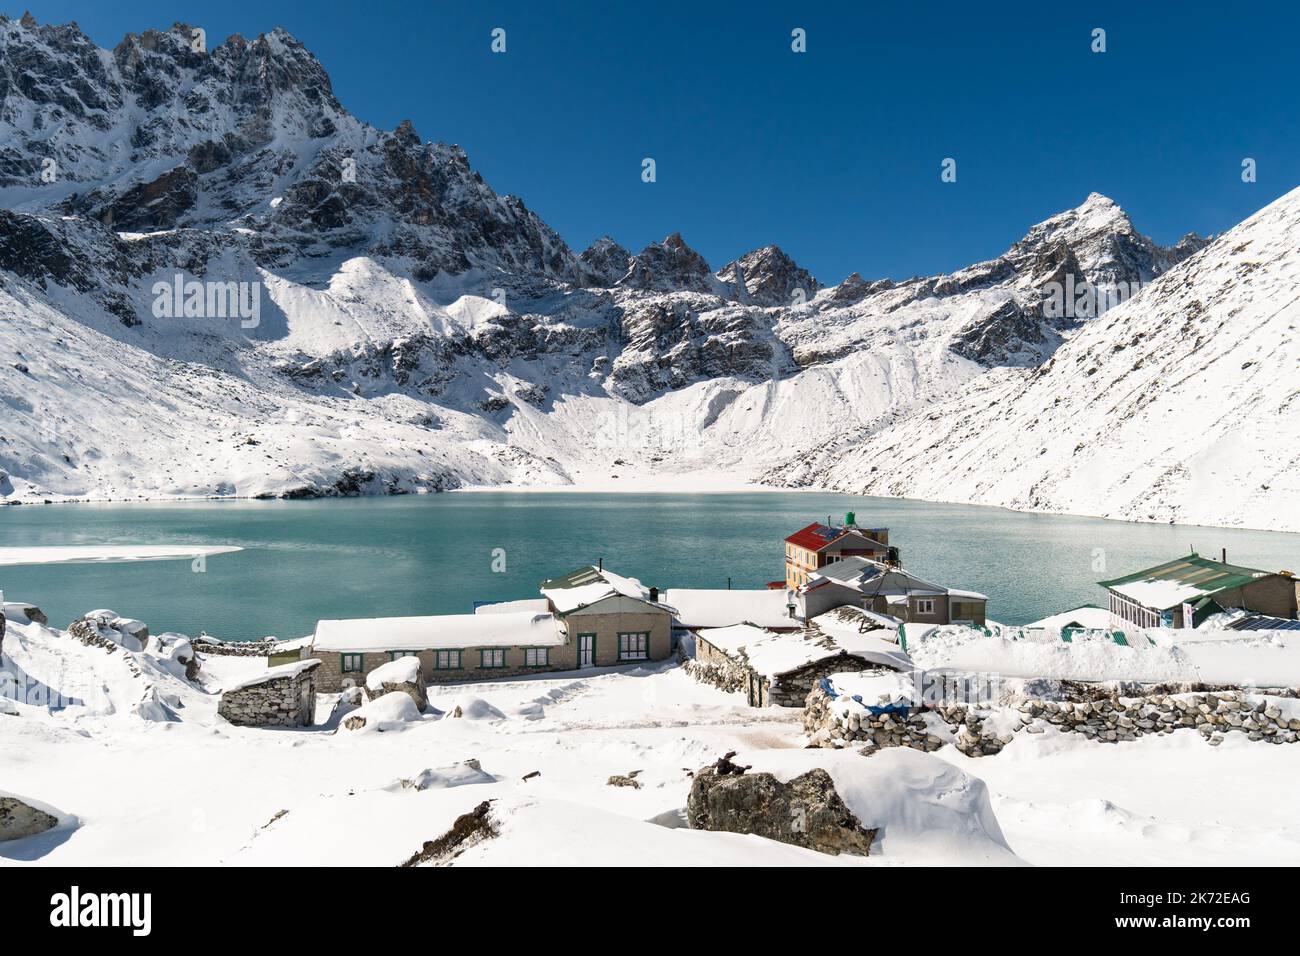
[578,633,595,668]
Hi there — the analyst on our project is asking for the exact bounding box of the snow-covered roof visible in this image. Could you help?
[270,635,314,652]
[697,608,911,680]
[1098,554,1277,610]
[804,556,985,601]
[226,658,320,692]
[539,565,658,614]
[1024,605,1112,631]
[475,598,550,615]
[661,588,796,629]
[313,612,562,653]
[808,607,911,665]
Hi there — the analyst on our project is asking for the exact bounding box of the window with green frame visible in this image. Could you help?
[480,648,506,669]
[388,650,409,662]
[523,647,549,667]
[617,632,649,661]
[341,653,365,673]
[434,649,461,670]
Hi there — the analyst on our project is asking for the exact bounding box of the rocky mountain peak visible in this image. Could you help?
[618,233,715,293]
[579,235,632,286]
[0,16,582,281]
[1003,191,1208,295]
[716,244,817,306]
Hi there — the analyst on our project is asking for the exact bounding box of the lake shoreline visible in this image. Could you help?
[3,481,1296,539]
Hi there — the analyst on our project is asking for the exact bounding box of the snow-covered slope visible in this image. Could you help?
[768,186,1300,532]
[6,609,1300,866]
[1,14,1267,530]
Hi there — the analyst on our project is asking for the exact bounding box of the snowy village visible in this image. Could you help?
[4,510,1299,867]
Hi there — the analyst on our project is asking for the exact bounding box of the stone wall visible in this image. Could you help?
[805,681,1300,756]
[192,636,280,657]
[685,635,751,695]
[218,662,319,727]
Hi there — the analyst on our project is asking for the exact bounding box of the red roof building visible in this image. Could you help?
[783,517,890,589]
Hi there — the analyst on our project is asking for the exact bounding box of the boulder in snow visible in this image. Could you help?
[449,696,507,721]
[364,655,427,711]
[3,602,48,626]
[68,610,149,652]
[343,690,423,732]
[0,794,59,843]
[383,759,494,793]
[686,752,877,856]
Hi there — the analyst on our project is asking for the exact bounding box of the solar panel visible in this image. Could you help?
[1227,616,1300,631]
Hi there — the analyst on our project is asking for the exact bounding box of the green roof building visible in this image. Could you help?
[1098,552,1299,629]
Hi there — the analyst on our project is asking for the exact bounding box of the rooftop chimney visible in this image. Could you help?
[1222,548,1227,564]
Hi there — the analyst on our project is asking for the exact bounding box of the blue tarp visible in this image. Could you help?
[819,677,911,716]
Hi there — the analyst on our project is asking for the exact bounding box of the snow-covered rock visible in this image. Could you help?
[364,655,427,711]
[343,690,423,732]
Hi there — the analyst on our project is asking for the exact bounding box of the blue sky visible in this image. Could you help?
[15,1,1300,282]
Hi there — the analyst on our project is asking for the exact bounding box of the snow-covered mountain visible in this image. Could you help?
[766,187,1300,532]
[3,15,1285,534]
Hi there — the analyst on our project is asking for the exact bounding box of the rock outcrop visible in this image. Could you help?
[579,236,632,286]
[0,795,59,842]
[715,245,818,306]
[618,234,716,293]
[686,752,876,856]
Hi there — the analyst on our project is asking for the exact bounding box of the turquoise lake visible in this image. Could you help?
[1,492,1297,639]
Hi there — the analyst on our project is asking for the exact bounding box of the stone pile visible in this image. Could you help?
[804,688,946,754]
[68,610,150,652]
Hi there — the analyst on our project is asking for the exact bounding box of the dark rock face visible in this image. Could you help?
[579,236,632,286]
[619,233,715,293]
[0,18,583,281]
[686,753,876,856]
[716,245,818,306]
[826,271,874,305]
[608,299,783,401]
[0,795,59,842]
[950,297,1059,365]
[100,165,198,230]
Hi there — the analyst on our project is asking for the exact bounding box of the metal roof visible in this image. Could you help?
[784,523,887,553]
[1226,615,1300,632]
[538,565,659,615]
[1097,553,1278,610]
